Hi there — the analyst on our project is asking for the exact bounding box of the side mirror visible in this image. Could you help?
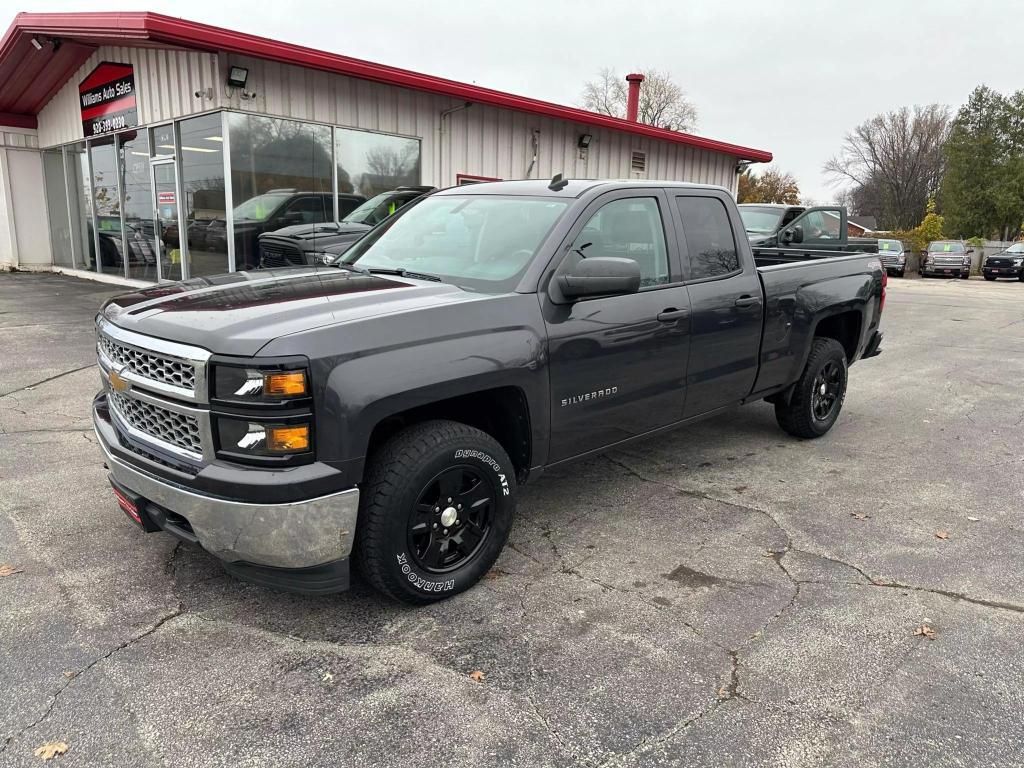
[280,211,305,226]
[557,257,641,300]
[967,248,975,254]
[781,225,804,244]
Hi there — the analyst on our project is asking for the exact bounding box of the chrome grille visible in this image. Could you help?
[98,335,195,392]
[108,390,203,456]
[259,240,306,268]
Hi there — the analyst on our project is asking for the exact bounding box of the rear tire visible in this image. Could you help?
[355,420,516,604]
[775,338,848,439]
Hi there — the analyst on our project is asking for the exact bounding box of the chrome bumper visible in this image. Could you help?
[94,416,360,570]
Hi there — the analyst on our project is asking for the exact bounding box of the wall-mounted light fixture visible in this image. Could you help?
[226,66,249,89]
[577,134,593,150]
[30,37,43,51]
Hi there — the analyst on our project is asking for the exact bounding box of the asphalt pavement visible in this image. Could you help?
[1,271,1022,767]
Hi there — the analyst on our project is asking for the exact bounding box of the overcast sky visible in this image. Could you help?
[17,0,1023,201]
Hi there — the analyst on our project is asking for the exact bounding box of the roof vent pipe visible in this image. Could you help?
[625,73,644,123]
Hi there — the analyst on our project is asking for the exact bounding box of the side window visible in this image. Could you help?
[571,197,670,287]
[795,209,842,242]
[283,196,328,224]
[676,196,739,280]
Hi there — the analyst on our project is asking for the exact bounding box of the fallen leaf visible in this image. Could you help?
[0,564,23,577]
[914,624,937,640]
[717,686,729,698]
[469,670,486,682]
[482,569,504,581]
[321,671,334,683]
[967,516,979,522]
[762,551,776,558]
[62,671,76,680]
[935,530,949,540]
[850,512,871,521]
[33,742,68,761]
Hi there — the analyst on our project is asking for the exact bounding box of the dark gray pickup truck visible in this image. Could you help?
[93,179,885,604]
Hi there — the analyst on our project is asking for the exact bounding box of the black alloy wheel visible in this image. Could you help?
[811,360,843,424]
[408,465,495,573]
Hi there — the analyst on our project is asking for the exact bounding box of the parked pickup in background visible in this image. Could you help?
[878,238,910,277]
[257,186,435,268]
[92,179,885,604]
[982,242,1024,281]
[740,203,877,260]
[921,240,972,279]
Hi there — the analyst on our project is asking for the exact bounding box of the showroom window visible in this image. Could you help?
[42,149,73,269]
[64,142,94,272]
[179,113,227,278]
[89,136,121,276]
[335,127,421,199]
[228,113,333,269]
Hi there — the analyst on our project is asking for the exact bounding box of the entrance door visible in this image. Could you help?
[151,160,183,282]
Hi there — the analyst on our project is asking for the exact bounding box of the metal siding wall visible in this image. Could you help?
[37,46,220,147]
[36,46,743,194]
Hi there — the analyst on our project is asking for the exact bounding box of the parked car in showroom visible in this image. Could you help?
[982,242,1024,281]
[878,238,910,276]
[921,240,972,279]
[257,186,435,267]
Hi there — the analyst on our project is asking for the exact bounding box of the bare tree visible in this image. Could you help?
[582,68,698,132]
[824,105,950,230]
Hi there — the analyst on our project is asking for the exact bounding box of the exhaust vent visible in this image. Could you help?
[630,151,647,174]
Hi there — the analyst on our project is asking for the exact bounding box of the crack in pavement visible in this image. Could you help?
[0,364,95,399]
[0,543,186,757]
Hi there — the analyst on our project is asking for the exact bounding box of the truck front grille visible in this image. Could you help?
[987,258,1011,267]
[98,336,195,392]
[108,390,203,456]
[259,241,306,268]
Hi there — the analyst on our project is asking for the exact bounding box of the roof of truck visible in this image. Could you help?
[434,179,731,198]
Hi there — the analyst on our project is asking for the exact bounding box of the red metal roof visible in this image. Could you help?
[0,11,773,163]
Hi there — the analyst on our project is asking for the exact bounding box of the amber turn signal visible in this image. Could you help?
[264,371,307,397]
[266,425,310,453]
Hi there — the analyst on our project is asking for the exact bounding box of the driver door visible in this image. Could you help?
[541,189,691,463]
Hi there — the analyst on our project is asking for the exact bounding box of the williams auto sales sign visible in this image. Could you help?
[79,62,138,137]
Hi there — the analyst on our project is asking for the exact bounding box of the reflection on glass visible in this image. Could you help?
[228,113,333,269]
[64,142,94,271]
[118,130,158,282]
[179,113,227,278]
[153,163,183,282]
[335,127,421,198]
[90,136,122,276]
[42,149,74,268]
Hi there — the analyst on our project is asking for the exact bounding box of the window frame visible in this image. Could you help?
[671,191,745,285]
[546,188,683,302]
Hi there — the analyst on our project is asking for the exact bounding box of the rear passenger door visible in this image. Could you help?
[671,192,762,418]
[543,189,691,462]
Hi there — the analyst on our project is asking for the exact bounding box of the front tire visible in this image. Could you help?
[775,338,848,439]
[355,420,516,604]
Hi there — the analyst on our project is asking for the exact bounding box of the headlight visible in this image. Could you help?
[896,255,906,263]
[312,252,335,265]
[216,417,312,459]
[213,366,308,402]
[1014,258,1023,266]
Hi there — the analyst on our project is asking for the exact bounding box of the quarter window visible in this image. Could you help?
[571,197,670,287]
[676,197,739,279]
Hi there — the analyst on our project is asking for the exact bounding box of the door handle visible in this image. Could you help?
[657,308,690,322]
[734,296,761,308]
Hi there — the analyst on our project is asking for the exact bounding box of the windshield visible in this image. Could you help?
[739,206,783,234]
[878,239,903,253]
[340,195,570,293]
[928,241,965,253]
[1005,242,1024,254]
[343,192,412,226]
[232,193,291,222]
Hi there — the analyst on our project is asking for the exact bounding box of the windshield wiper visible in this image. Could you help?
[328,262,370,275]
[366,267,442,282]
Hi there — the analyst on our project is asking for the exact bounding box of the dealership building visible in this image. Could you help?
[0,11,772,286]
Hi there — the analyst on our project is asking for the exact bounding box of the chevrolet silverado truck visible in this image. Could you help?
[921,239,972,279]
[93,179,885,604]
[257,186,435,268]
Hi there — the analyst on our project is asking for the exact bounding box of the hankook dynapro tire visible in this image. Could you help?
[355,419,515,604]
[775,337,848,439]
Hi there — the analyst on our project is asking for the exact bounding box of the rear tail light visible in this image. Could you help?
[880,268,888,313]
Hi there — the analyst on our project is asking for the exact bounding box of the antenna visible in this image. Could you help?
[548,173,569,192]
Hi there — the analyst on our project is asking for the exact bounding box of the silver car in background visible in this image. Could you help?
[878,238,909,277]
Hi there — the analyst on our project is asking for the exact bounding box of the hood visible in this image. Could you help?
[261,221,371,241]
[99,267,475,356]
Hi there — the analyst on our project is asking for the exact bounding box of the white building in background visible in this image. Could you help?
[0,11,772,285]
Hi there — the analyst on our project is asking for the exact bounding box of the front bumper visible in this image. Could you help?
[94,396,360,593]
[921,264,968,276]
[982,266,1022,278]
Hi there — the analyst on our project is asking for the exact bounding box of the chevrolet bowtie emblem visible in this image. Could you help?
[107,369,130,393]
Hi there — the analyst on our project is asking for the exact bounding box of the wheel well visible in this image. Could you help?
[814,311,861,362]
[366,387,532,481]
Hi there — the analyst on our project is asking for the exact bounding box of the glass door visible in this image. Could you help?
[151,160,183,282]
